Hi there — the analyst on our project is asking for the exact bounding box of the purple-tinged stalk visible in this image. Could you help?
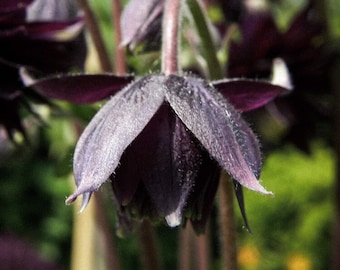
[178,227,192,270]
[76,0,112,72]
[138,220,162,270]
[112,0,126,75]
[178,223,210,270]
[161,0,182,75]
[218,175,237,270]
[94,194,122,270]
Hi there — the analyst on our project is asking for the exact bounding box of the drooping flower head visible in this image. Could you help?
[32,70,287,232]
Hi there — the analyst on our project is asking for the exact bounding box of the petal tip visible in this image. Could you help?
[79,192,92,213]
[271,58,293,90]
[65,192,92,213]
[165,211,182,227]
[65,193,78,205]
[256,184,274,196]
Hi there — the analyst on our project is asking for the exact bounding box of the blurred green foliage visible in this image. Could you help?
[236,142,334,269]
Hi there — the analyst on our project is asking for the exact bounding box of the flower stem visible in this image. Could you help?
[138,219,162,270]
[186,0,223,80]
[76,0,112,72]
[94,193,122,270]
[70,187,96,270]
[218,173,237,270]
[161,0,182,75]
[193,226,210,270]
[178,227,192,270]
[178,223,210,270]
[112,0,127,74]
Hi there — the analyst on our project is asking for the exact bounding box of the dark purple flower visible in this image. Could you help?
[0,0,86,73]
[31,71,286,231]
[227,0,332,151]
[0,0,87,141]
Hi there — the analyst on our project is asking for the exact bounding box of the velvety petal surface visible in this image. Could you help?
[160,113,203,226]
[67,75,166,209]
[113,103,202,226]
[30,74,134,103]
[185,151,220,233]
[212,79,287,112]
[165,75,271,194]
[26,0,80,22]
[111,104,175,208]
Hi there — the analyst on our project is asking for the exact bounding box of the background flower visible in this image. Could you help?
[0,0,86,142]
[226,0,332,151]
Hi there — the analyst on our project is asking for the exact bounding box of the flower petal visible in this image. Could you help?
[113,104,201,227]
[30,74,134,103]
[26,0,80,22]
[162,113,203,226]
[111,104,175,207]
[233,181,251,233]
[66,75,166,207]
[120,0,163,47]
[165,75,271,194]
[212,78,287,112]
[186,152,220,234]
[0,35,87,72]
[24,18,85,41]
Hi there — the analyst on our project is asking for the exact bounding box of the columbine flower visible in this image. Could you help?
[226,0,331,151]
[31,72,286,231]
[0,0,86,73]
[0,0,86,141]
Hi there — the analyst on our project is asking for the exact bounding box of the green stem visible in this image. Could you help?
[186,0,223,80]
[70,187,96,270]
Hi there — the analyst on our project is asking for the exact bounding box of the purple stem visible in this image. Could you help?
[138,220,162,270]
[94,193,122,270]
[161,0,182,75]
[218,173,237,270]
[76,0,112,72]
[112,0,127,74]
[178,227,192,270]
